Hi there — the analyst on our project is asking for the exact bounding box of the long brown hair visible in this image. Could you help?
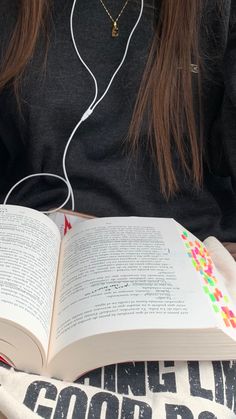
[0,0,204,197]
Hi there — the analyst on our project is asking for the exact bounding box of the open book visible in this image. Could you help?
[0,204,236,381]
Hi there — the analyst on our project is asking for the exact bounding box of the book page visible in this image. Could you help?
[178,226,236,338]
[49,209,93,237]
[49,217,216,357]
[0,205,61,353]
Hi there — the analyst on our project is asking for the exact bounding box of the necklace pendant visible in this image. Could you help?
[112,22,119,37]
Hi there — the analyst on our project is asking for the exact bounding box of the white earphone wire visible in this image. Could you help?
[3,0,144,213]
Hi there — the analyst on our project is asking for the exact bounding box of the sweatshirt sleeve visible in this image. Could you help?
[214,2,236,192]
[0,117,11,203]
[0,0,25,204]
[0,93,28,204]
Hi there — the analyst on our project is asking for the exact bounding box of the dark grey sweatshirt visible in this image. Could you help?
[0,0,236,241]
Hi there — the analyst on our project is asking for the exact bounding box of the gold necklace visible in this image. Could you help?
[99,0,129,37]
